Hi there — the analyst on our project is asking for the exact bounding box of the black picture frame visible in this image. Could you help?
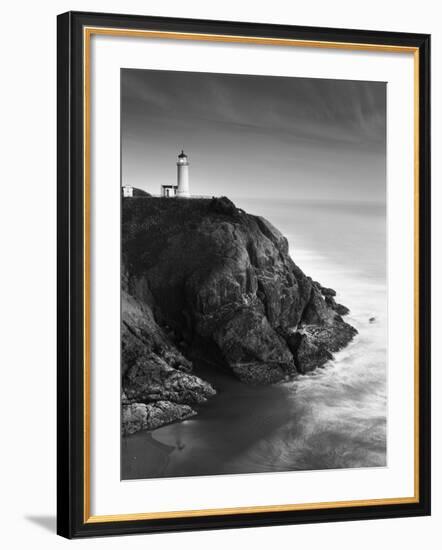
[57,10,431,539]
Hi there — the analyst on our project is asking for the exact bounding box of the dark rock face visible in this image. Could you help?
[121,282,216,434]
[122,195,357,409]
[124,349,215,405]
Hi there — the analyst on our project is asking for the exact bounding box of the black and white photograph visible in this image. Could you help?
[0,0,435,544]
[120,68,387,480]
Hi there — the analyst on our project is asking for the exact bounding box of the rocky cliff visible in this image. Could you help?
[122,195,357,434]
[121,282,216,434]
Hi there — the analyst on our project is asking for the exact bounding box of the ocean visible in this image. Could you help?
[122,198,387,479]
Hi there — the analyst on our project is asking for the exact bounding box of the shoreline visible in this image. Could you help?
[121,197,386,479]
[122,280,386,481]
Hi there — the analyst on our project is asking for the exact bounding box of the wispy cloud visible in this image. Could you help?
[121,69,386,202]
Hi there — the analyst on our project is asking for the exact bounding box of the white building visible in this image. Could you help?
[176,150,190,197]
[160,150,191,198]
[161,184,177,198]
[122,185,133,198]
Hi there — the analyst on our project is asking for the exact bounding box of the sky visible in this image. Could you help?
[121,68,386,203]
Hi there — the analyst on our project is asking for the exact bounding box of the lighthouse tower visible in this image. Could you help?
[176,150,190,198]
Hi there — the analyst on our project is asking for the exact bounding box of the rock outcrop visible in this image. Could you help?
[122,195,357,421]
[122,401,196,435]
[121,282,216,435]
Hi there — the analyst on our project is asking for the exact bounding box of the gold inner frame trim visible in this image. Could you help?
[83,26,420,524]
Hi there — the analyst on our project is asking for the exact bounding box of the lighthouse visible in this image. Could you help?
[176,150,190,198]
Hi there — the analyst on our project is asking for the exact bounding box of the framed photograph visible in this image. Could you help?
[57,11,431,538]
